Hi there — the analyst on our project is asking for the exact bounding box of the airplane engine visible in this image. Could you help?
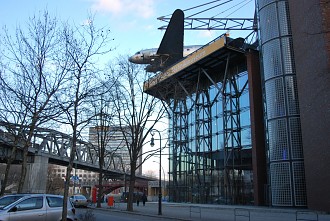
[145,64,161,73]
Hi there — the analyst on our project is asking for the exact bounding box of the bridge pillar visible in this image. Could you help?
[23,155,49,193]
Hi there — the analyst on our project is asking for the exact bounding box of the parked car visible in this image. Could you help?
[70,195,88,208]
[0,194,28,209]
[0,194,77,221]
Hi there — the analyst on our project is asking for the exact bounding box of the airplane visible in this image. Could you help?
[128,45,202,72]
[128,9,202,73]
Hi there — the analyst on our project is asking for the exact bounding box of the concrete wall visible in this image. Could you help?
[23,155,49,193]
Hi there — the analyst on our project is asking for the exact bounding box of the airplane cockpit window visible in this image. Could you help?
[135,51,140,55]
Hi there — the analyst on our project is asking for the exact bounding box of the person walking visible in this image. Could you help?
[136,194,140,206]
[142,193,147,206]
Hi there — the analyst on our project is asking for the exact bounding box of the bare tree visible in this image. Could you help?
[46,164,64,194]
[109,56,167,212]
[56,16,113,221]
[0,11,69,195]
[0,164,21,193]
[88,78,121,208]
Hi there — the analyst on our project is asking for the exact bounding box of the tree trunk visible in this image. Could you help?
[97,141,105,208]
[1,163,11,195]
[97,173,103,208]
[126,163,136,211]
[62,161,73,221]
[0,144,18,196]
[18,124,36,193]
[17,147,29,193]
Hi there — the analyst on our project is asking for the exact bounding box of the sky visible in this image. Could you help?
[0,0,255,57]
[0,0,255,178]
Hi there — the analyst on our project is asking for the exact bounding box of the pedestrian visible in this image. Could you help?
[136,194,140,206]
[142,193,147,206]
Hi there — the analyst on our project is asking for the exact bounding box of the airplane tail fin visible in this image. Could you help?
[157,9,184,67]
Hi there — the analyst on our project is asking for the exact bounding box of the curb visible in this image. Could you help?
[87,202,327,221]
[89,205,192,221]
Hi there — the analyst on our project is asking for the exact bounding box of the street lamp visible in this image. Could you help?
[150,129,162,215]
[153,160,166,201]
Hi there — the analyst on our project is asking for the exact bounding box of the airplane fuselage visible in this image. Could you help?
[128,45,202,65]
[128,48,158,64]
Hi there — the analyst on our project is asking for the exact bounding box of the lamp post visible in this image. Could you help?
[73,162,77,194]
[150,129,162,215]
[153,160,166,201]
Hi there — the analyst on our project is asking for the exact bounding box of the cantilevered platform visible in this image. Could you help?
[143,34,248,101]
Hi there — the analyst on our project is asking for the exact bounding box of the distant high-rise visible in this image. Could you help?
[88,126,142,175]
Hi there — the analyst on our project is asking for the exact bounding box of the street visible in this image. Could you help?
[75,202,330,221]
[76,208,188,221]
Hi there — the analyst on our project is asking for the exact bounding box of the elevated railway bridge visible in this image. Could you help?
[0,122,151,193]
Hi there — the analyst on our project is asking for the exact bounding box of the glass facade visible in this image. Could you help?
[257,0,307,206]
[168,66,253,205]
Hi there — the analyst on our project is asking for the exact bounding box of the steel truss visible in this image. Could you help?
[0,122,126,178]
[158,18,255,31]
[170,99,190,202]
[222,70,249,204]
[168,54,250,204]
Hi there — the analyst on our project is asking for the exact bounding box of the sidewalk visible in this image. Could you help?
[94,201,330,221]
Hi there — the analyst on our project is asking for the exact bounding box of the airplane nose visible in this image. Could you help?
[128,56,133,62]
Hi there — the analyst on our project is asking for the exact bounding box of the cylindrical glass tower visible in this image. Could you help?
[257,0,307,206]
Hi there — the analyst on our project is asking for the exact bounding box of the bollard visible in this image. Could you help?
[107,196,114,207]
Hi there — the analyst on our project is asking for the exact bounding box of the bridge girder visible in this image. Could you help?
[0,123,152,181]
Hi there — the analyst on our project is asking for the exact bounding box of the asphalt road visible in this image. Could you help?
[76,208,187,221]
[76,202,330,221]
